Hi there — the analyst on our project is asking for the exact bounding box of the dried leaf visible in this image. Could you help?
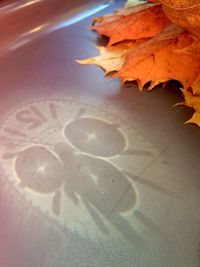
[79,0,200,126]
[176,38,200,60]
[77,41,140,74]
[114,26,200,90]
[180,89,200,126]
[92,3,158,27]
[191,74,200,96]
[92,5,170,46]
[148,79,168,90]
[77,42,136,74]
[162,0,200,37]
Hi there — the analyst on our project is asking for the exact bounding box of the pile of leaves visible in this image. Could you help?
[78,0,200,126]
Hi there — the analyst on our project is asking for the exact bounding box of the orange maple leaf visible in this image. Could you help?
[176,88,200,126]
[79,0,200,126]
[113,26,200,90]
[92,4,171,46]
[78,40,146,74]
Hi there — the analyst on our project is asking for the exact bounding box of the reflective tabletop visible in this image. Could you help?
[0,0,200,266]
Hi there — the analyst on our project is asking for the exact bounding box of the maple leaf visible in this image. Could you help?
[161,0,200,37]
[81,25,200,91]
[113,26,200,90]
[191,74,200,96]
[177,89,200,126]
[92,4,170,46]
[79,0,200,126]
[77,41,145,74]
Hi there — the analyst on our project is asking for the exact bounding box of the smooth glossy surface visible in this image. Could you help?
[0,1,200,267]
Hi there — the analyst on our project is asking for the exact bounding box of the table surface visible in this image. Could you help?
[0,1,200,266]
